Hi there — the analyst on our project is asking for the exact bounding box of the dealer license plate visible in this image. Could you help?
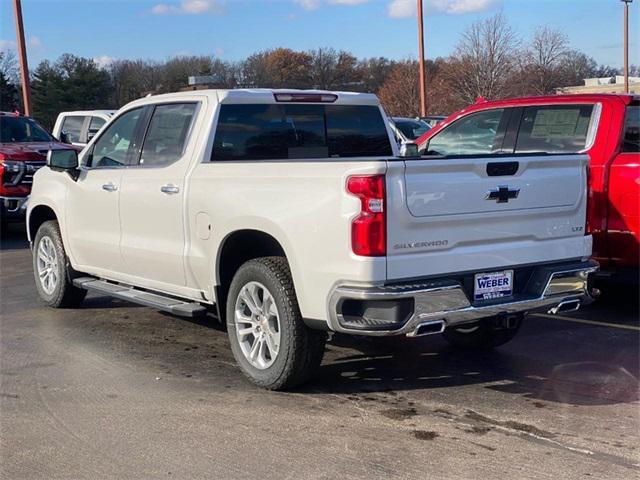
[474,270,513,301]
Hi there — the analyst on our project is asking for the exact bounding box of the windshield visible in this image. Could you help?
[394,119,430,140]
[0,116,53,143]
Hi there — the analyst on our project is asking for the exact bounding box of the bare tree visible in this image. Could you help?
[556,50,598,88]
[109,59,162,106]
[444,13,520,104]
[0,50,19,84]
[309,47,360,90]
[241,48,312,88]
[378,61,421,117]
[357,57,396,93]
[526,26,569,94]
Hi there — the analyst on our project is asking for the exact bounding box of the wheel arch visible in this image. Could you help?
[28,204,59,244]
[214,229,289,322]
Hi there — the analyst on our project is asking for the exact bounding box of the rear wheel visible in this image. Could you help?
[226,257,326,390]
[443,314,523,350]
[33,220,86,308]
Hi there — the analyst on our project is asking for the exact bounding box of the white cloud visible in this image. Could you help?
[387,0,414,18]
[93,55,116,69]
[293,0,369,10]
[151,0,225,15]
[0,40,16,50]
[388,0,498,18]
[151,4,171,14]
[182,0,214,13]
[28,36,42,48]
[0,37,41,51]
[328,0,369,4]
[293,0,321,10]
[434,0,498,14]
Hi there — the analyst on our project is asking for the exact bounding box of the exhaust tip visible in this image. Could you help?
[548,299,581,315]
[407,320,446,337]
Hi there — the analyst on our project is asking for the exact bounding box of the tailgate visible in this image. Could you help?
[385,154,591,280]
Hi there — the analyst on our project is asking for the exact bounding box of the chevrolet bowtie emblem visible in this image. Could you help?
[485,186,520,203]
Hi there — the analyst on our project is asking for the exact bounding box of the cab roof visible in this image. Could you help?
[123,88,381,109]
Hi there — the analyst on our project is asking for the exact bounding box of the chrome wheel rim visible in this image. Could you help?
[36,236,58,295]
[234,281,281,370]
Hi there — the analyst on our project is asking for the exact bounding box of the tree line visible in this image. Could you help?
[0,13,635,130]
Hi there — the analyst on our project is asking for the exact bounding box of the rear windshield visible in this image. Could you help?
[211,104,392,161]
[0,116,52,143]
[622,103,639,152]
[514,105,594,154]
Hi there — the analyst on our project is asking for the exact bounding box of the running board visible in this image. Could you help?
[73,277,208,318]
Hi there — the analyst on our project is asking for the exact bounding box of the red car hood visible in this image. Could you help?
[0,141,80,161]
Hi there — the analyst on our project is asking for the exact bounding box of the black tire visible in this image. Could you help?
[33,220,87,308]
[226,257,326,390]
[443,314,523,351]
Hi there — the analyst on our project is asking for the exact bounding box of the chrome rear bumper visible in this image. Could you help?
[328,260,599,337]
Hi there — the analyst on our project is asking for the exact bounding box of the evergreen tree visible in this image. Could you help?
[0,70,19,111]
[31,60,65,130]
[31,54,113,130]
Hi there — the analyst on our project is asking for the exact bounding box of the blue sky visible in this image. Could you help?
[0,0,637,69]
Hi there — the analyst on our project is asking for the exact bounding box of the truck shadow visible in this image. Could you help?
[0,222,30,251]
[306,327,639,406]
[304,289,640,407]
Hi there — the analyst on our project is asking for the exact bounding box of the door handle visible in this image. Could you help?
[102,182,118,192]
[160,184,180,195]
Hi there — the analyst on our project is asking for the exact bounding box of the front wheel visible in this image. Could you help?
[33,220,86,308]
[443,314,523,351]
[226,257,326,390]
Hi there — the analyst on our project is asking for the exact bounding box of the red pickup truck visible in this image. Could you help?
[416,94,639,283]
[0,112,74,228]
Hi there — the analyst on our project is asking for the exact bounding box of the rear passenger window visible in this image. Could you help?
[515,105,594,154]
[211,104,391,161]
[61,116,85,143]
[622,104,639,153]
[88,116,106,139]
[425,109,505,157]
[139,103,197,167]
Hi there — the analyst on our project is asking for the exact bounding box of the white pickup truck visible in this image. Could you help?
[27,89,598,389]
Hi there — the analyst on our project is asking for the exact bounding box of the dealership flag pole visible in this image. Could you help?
[417,0,427,117]
[12,0,32,115]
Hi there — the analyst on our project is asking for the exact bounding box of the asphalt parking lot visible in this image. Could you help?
[1,223,639,480]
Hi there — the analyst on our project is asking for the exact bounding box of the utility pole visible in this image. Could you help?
[13,0,32,115]
[621,0,633,93]
[417,0,427,117]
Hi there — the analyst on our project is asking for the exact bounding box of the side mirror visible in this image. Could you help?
[59,131,71,144]
[47,149,79,179]
[399,142,419,158]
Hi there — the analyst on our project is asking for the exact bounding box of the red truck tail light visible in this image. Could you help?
[347,175,386,257]
[585,163,601,235]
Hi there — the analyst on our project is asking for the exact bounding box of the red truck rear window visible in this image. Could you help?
[622,103,640,153]
[514,105,594,154]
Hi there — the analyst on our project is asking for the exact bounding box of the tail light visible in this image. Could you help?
[347,175,386,256]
